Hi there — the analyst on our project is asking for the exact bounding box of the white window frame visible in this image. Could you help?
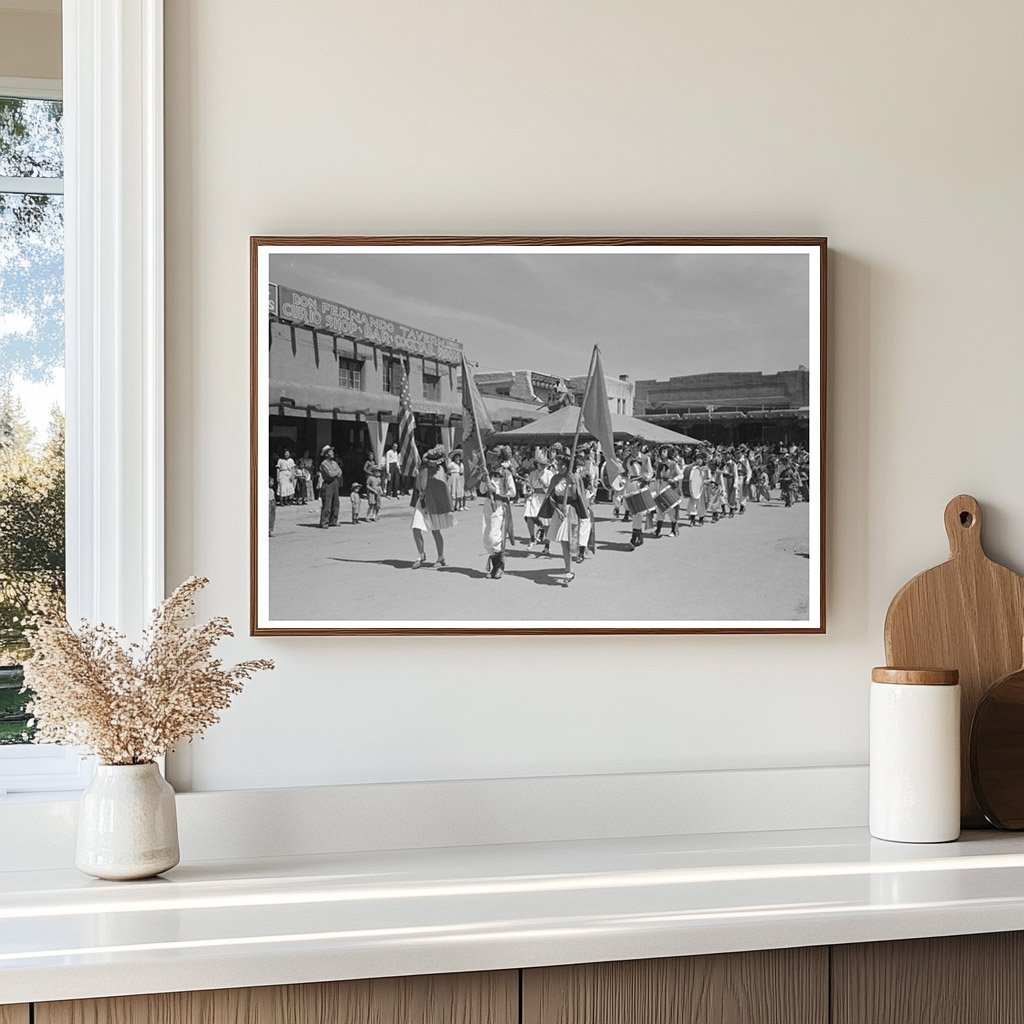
[0,0,164,799]
[337,356,363,391]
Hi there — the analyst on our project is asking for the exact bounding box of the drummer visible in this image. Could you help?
[653,445,684,538]
[622,443,651,549]
[637,443,656,531]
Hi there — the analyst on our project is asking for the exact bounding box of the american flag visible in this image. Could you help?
[394,358,420,477]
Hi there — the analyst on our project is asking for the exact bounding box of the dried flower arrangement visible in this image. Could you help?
[23,577,273,765]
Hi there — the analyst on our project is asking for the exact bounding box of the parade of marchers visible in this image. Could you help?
[270,349,811,594]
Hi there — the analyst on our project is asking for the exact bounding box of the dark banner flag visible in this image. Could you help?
[394,359,420,478]
[461,353,495,491]
[582,347,623,482]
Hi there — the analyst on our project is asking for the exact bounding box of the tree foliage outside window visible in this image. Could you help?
[0,95,65,744]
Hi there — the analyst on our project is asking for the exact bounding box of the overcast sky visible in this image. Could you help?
[269,250,811,382]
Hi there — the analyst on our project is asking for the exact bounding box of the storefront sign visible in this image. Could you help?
[275,285,462,364]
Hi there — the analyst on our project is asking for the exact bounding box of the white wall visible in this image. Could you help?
[164,1,1024,792]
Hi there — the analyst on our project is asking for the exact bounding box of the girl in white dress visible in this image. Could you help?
[446,450,466,510]
[275,450,296,504]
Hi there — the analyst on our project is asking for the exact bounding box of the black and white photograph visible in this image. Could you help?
[251,238,825,634]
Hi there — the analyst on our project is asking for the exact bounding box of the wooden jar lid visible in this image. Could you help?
[871,667,960,686]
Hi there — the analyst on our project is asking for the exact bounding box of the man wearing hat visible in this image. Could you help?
[318,444,343,528]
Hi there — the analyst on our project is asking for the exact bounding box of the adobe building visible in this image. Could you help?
[568,373,635,416]
[477,368,635,416]
[268,284,542,484]
[634,368,810,446]
[475,369,568,408]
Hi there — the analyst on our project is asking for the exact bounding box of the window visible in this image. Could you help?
[338,356,362,390]
[0,89,65,750]
[422,372,440,401]
[0,10,165,799]
[383,355,407,396]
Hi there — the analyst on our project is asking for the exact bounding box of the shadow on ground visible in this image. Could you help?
[330,557,410,570]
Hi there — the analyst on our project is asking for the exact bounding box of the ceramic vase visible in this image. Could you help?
[76,762,180,880]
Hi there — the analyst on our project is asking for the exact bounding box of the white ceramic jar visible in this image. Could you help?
[76,762,180,880]
[870,667,960,843]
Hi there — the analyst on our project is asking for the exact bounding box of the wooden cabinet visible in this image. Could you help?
[522,948,828,1024]
[832,932,1024,1024]
[16,933,1024,1024]
[35,971,518,1024]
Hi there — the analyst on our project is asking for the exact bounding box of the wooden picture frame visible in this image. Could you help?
[251,236,826,635]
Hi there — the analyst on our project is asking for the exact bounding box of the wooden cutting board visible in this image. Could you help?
[884,494,1024,827]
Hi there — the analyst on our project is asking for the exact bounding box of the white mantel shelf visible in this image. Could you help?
[4,826,1024,1004]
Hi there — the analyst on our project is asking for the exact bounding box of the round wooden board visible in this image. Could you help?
[971,662,1024,829]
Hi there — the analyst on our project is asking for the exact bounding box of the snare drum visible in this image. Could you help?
[654,486,682,513]
[624,487,656,516]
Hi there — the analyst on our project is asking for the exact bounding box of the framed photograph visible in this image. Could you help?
[251,236,826,635]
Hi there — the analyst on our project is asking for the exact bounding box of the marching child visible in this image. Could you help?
[778,460,797,507]
[622,446,649,548]
[705,459,724,522]
[523,453,554,546]
[482,455,512,579]
[653,448,683,538]
[754,463,771,503]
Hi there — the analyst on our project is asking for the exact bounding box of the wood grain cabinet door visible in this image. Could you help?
[832,933,1024,1024]
[522,949,828,1024]
[35,971,518,1024]
[0,1007,29,1024]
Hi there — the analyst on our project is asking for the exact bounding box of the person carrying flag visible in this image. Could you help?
[482,451,514,578]
[460,352,516,580]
